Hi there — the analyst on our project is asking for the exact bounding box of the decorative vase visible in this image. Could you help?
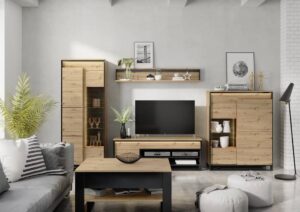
[216,124,223,133]
[125,67,132,80]
[257,72,264,91]
[248,71,255,91]
[120,123,127,139]
[223,121,230,133]
[220,136,229,148]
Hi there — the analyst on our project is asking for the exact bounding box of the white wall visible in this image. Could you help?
[0,0,4,139]
[0,0,22,139]
[22,0,281,162]
[281,0,300,170]
[5,0,22,100]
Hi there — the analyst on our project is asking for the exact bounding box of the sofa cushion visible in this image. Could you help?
[0,136,47,182]
[0,162,9,194]
[41,143,65,170]
[0,175,70,212]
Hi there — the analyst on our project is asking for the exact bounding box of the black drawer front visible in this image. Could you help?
[172,151,199,157]
[144,151,171,157]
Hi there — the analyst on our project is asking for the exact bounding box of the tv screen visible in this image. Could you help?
[135,100,195,134]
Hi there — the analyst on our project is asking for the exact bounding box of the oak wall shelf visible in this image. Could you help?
[115,68,200,83]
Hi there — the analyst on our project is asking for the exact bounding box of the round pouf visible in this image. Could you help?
[200,188,248,212]
[227,175,273,207]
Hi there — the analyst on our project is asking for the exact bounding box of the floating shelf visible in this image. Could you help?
[115,68,200,83]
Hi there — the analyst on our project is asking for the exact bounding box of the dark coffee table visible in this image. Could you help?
[75,158,172,212]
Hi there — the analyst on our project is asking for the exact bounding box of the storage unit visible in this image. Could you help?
[62,60,106,164]
[113,137,203,169]
[207,91,273,168]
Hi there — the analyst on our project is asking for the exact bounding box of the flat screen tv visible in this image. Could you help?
[135,100,195,134]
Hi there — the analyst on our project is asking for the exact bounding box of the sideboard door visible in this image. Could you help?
[236,99,272,165]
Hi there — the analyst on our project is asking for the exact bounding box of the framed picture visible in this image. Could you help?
[226,52,255,85]
[134,42,154,68]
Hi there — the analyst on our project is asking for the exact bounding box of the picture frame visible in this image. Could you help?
[226,52,255,85]
[134,42,154,68]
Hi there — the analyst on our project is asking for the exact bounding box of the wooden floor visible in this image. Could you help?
[55,169,300,212]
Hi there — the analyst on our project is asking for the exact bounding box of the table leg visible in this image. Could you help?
[86,202,95,212]
[75,173,84,212]
[162,173,172,212]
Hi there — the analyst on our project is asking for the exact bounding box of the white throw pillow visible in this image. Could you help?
[0,136,47,182]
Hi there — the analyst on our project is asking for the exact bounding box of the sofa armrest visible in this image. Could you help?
[64,143,74,175]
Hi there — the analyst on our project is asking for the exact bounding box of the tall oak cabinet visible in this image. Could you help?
[207,91,273,168]
[61,60,106,164]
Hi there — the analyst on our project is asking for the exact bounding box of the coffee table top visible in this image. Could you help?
[75,158,172,173]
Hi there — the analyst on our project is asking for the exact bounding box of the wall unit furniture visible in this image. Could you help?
[113,137,203,169]
[115,68,200,82]
[61,60,106,164]
[75,158,172,212]
[207,91,273,168]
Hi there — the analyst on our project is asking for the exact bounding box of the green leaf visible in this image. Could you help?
[0,73,56,139]
[111,106,132,124]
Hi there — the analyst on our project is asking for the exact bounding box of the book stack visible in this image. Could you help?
[225,84,249,91]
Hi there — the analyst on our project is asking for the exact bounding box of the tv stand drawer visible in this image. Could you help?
[115,141,201,156]
[172,151,199,157]
[144,151,171,157]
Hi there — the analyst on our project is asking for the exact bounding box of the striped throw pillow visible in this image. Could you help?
[20,136,47,179]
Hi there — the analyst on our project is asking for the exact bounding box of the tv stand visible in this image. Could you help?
[113,136,204,169]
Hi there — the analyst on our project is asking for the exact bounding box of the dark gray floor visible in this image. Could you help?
[55,169,300,212]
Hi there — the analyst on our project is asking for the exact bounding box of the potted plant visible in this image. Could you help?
[112,107,132,139]
[118,58,134,80]
[0,73,56,139]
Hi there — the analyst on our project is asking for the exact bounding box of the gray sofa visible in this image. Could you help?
[0,144,74,212]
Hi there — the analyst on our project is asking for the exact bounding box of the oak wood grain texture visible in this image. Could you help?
[62,61,104,69]
[210,93,271,119]
[85,191,162,202]
[115,141,201,155]
[211,147,237,165]
[62,68,84,107]
[116,68,200,81]
[114,136,202,141]
[237,148,272,165]
[62,136,83,164]
[210,92,272,98]
[237,131,272,149]
[212,102,237,119]
[236,99,273,165]
[62,60,107,163]
[85,69,104,87]
[62,108,84,136]
[237,99,272,132]
[84,146,104,158]
[62,107,84,164]
[208,92,273,166]
[75,158,172,173]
